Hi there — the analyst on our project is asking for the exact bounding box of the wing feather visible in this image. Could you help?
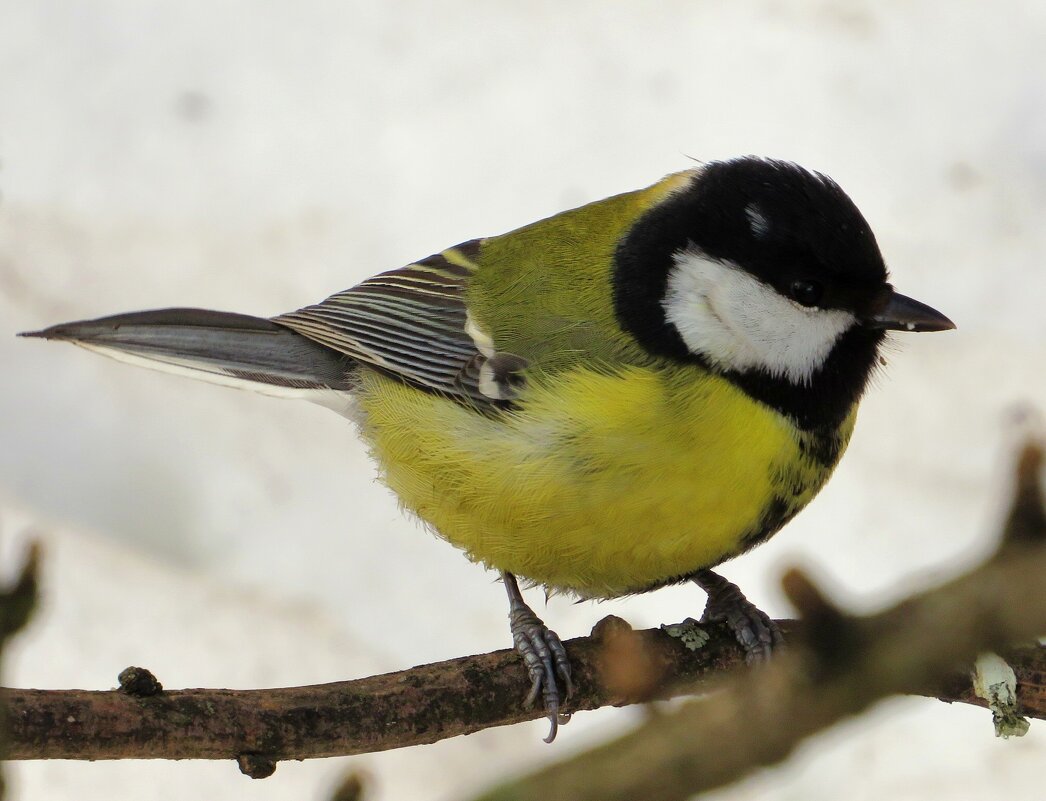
[273,241,519,406]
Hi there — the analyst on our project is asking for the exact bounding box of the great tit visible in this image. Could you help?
[22,157,955,741]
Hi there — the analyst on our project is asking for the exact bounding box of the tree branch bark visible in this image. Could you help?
[0,614,1043,767]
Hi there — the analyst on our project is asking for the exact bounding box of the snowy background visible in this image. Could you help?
[1,1,1045,799]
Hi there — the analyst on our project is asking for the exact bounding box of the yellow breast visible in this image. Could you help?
[355,364,846,598]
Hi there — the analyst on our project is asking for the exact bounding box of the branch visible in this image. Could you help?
[0,612,1043,769]
[0,440,1042,786]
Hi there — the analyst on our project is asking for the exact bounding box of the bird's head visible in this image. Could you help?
[614,157,954,428]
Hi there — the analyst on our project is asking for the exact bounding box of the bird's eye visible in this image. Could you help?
[789,280,824,308]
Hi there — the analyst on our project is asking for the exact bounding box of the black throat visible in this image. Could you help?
[718,326,884,432]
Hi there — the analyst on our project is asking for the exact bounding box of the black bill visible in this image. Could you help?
[867,290,956,332]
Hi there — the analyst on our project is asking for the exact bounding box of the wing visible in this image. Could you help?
[273,240,526,408]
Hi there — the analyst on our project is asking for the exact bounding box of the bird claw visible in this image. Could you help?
[694,569,783,664]
[505,573,572,742]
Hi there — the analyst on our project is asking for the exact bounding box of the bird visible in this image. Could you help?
[21,156,955,742]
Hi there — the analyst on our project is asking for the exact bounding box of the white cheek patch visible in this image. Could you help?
[662,248,856,385]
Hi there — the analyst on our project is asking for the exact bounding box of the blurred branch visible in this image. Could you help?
[0,543,41,801]
[0,440,1042,787]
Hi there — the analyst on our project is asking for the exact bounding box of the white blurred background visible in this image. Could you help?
[1,1,1044,799]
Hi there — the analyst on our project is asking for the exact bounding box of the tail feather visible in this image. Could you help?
[20,308,357,398]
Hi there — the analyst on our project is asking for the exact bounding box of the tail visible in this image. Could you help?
[20,308,357,400]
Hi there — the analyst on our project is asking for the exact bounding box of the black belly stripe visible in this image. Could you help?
[736,496,797,552]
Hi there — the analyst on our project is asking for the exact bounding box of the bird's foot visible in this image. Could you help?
[503,573,573,742]
[692,569,783,664]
